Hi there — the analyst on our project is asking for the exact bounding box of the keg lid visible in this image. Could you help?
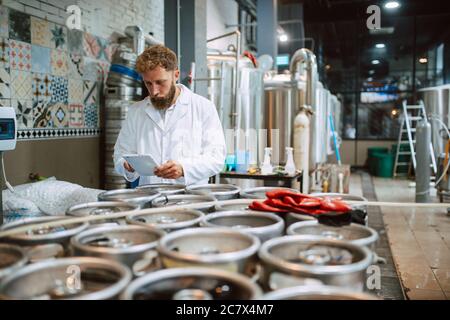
[287,221,378,247]
[186,184,240,197]
[98,189,160,202]
[127,209,204,230]
[137,183,186,195]
[157,228,260,265]
[1,217,88,245]
[121,267,262,300]
[259,235,373,275]
[67,201,138,217]
[151,194,216,207]
[72,225,165,254]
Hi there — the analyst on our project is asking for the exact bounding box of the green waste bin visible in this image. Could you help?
[367,147,389,175]
[373,152,395,177]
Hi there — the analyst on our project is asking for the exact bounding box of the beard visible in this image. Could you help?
[150,83,177,110]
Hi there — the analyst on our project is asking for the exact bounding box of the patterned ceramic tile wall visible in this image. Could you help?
[1,6,110,140]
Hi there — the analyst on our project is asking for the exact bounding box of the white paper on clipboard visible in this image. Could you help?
[123,154,159,176]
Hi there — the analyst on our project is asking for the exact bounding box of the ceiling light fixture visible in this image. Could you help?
[375,43,385,48]
[384,1,400,9]
[419,57,428,64]
[371,59,380,65]
[279,34,288,42]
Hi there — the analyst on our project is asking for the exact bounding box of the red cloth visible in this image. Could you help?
[248,190,351,216]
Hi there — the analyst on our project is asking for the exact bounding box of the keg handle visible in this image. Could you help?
[250,263,262,283]
[89,208,116,215]
[133,249,160,277]
[85,236,132,248]
[298,247,332,265]
[320,230,344,241]
[156,215,178,224]
[372,252,387,264]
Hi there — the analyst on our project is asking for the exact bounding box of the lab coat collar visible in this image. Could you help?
[144,84,191,132]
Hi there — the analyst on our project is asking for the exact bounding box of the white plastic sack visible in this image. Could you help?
[2,190,41,213]
[13,179,104,216]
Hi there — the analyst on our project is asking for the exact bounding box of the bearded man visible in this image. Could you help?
[113,45,226,186]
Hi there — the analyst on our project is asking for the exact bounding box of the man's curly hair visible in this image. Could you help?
[136,44,178,73]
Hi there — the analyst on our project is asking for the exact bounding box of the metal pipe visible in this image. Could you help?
[289,48,317,108]
[225,19,303,28]
[290,48,317,193]
[176,0,181,71]
[189,62,196,91]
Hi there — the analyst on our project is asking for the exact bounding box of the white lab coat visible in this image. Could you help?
[113,84,226,186]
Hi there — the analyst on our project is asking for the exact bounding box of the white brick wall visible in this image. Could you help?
[1,0,164,42]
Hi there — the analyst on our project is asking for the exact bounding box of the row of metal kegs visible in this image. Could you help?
[104,45,143,190]
[0,184,381,300]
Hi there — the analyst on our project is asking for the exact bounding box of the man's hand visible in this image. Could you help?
[124,161,135,173]
[154,160,184,179]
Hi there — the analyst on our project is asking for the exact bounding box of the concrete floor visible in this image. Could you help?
[351,174,450,300]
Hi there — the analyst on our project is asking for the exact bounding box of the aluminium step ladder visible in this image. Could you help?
[393,100,437,178]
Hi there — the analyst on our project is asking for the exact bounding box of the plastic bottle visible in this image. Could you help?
[284,147,296,175]
[261,147,273,175]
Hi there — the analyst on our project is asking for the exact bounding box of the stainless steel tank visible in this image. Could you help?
[206,53,265,176]
[421,85,450,158]
[207,53,235,134]
[263,77,297,165]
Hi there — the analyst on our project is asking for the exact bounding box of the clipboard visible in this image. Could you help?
[123,154,159,176]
